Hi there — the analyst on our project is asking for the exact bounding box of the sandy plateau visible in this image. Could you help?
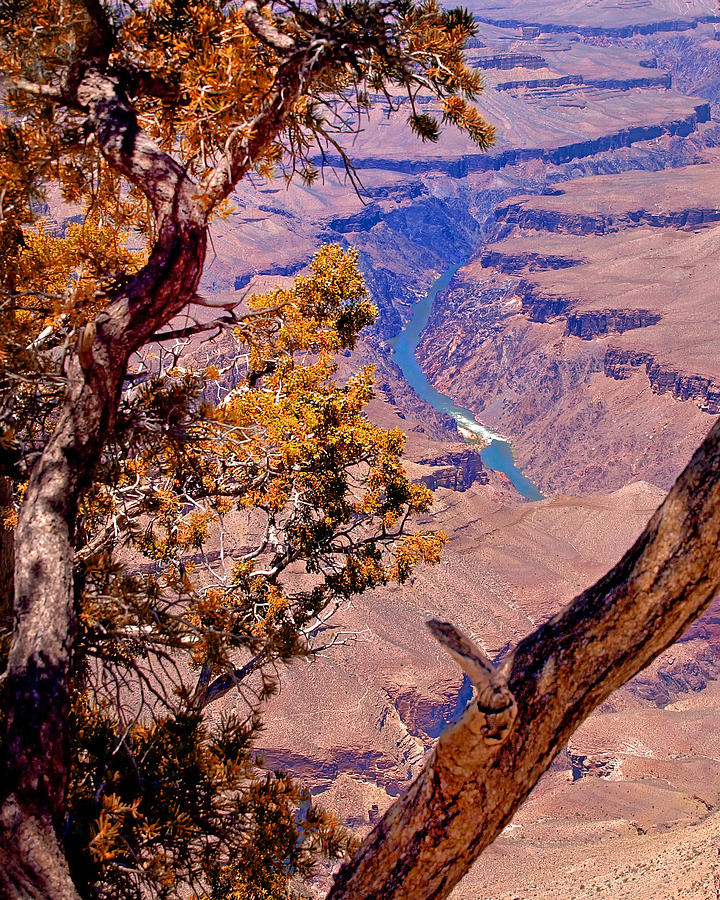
[181,1,720,896]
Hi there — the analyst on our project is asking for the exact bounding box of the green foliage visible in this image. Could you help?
[408,112,441,142]
[66,700,349,900]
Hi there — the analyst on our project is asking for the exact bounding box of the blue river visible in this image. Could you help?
[390,265,545,501]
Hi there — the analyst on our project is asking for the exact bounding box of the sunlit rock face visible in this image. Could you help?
[417,158,720,495]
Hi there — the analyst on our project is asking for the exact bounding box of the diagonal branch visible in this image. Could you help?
[328,417,720,900]
[241,0,296,52]
[201,5,372,208]
[202,651,268,707]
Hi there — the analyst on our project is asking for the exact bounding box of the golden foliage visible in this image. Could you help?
[0,0,492,894]
[0,0,493,192]
[2,244,448,900]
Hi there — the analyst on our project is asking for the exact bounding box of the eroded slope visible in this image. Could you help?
[418,155,720,493]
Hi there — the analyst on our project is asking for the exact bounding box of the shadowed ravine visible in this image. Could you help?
[390,266,545,501]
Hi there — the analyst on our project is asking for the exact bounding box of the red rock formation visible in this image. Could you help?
[413,447,490,491]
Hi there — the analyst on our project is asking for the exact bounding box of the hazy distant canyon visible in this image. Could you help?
[196,2,720,896]
[205,0,720,496]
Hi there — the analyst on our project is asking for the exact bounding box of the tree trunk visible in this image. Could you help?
[0,210,207,900]
[328,418,720,900]
[0,803,80,900]
[0,366,109,900]
[0,18,355,891]
[0,475,14,641]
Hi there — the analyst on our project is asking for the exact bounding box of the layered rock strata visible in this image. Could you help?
[411,447,490,492]
[418,156,720,493]
[467,0,720,37]
[135,6,720,899]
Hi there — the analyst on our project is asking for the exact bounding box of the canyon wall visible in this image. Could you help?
[418,155,720,493]
[199,8,720,898]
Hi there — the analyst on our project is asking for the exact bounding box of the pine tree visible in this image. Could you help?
[0,1,489,896]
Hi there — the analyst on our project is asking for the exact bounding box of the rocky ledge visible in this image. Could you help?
[494,201,720,238]
[495,73,672,92]
[604,347,720,413]
[481,248,580,272]
[567,308,662,339]
[471,52,547,70]
[412,446,490,492]
[315,102,710,177]
[474,13,720,39]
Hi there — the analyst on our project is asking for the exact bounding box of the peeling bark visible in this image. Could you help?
[328,418,720,900]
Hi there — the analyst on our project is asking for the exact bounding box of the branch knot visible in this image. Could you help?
[427,618,517,746]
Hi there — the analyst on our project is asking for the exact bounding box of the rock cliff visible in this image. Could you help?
[184,7,720,899]
[604,347,720,412]
[473,8,720,39]
[567,309,662,338]
[418,156,720,493]
[494,199,720,236]
[412,447,490,491]
[315,104,711,176]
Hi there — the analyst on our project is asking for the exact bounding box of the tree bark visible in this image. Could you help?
[0,475,14,641]
[0,804,80,900]
[0,221,207,900]
[328,417,720,900]
[0,59,208,897]
[0,10,362,894]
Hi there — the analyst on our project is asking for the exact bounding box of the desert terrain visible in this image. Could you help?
[419,155,720,494]
[195,2,720,897]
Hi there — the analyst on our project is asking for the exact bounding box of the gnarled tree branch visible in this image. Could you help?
[1,4,415,892]
[328,417,720,900]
